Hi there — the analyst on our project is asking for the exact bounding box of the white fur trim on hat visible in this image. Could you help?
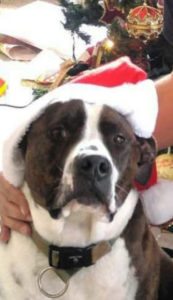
[50,80,158,138]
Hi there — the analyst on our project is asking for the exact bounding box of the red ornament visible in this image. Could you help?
[127,1,163,41]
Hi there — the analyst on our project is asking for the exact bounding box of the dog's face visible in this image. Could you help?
[21,99,155,246]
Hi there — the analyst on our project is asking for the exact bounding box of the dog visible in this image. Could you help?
[0,99,173,300]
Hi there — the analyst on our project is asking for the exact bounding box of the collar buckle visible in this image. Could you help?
[49,244,93,269]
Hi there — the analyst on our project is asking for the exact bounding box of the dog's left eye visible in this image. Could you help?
[113,134,126,145]
[48,125,68,141]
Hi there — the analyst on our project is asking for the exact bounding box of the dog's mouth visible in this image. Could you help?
[48,185,116,222]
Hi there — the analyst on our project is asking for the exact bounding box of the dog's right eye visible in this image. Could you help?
[113,134,126,145]
[48,125,67,141]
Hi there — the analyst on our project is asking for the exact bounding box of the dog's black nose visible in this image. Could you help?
[76,155,111,181]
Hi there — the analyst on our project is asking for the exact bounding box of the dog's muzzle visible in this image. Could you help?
[49,154,114,220]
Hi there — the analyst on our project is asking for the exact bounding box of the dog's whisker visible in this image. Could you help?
[115,183,129,195]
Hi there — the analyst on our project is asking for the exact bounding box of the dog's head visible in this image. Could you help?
[18,99,155,246]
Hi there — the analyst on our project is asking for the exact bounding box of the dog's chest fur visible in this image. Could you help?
[0,231,137,300]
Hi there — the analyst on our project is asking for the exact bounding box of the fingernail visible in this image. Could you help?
[0,235,9,243]
[0,227,10,243]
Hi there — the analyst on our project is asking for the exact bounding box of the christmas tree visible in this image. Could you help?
[58,0,166,78]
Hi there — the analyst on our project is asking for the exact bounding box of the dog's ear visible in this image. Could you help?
[135,136,157,186]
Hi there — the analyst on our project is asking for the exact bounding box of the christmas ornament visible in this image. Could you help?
[126,0,163,41]
[156,152,173,181]
[0,78,7,96]
[100,0,125,24]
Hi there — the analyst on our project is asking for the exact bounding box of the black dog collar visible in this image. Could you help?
[32,229,113,271]
[49,241,112,270]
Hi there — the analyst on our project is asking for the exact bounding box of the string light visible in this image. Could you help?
[103,39,114,51]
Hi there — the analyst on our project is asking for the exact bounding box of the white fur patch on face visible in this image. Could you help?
[60,103,119,213]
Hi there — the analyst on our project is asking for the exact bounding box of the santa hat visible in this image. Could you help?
[72,56,147,86]
[2,56,158,188]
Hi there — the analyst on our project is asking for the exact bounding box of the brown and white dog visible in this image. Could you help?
[0,99,173,300]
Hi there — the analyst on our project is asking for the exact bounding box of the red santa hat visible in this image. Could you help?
[72,56,147,86]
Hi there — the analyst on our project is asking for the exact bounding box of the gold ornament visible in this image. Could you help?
[156,152,173,181]
[126,0,163,41]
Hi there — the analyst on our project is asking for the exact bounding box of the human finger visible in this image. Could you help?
[0,200,32,222]
[0,173,31,217]
[2,216,32,236]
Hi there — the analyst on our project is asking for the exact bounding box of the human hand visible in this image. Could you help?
[0,173,32,242]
